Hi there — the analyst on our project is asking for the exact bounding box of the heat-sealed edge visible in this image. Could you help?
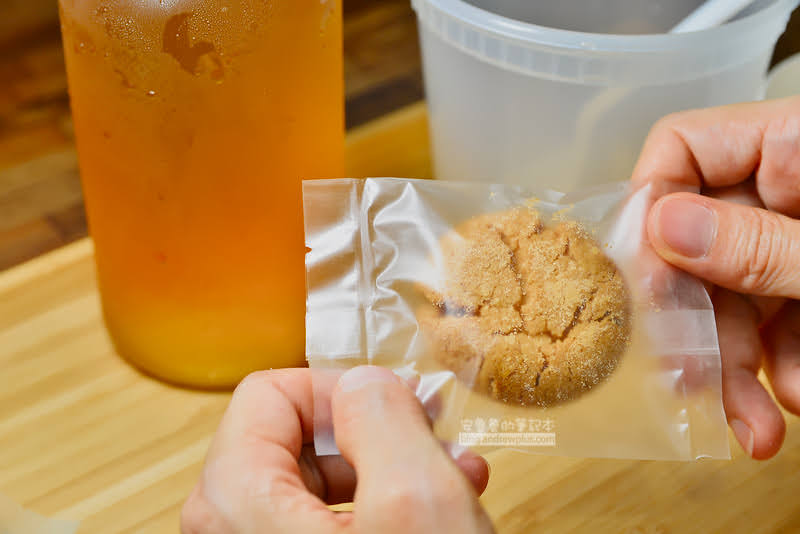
[304,179,367,360]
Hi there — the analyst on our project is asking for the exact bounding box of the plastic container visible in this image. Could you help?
[411,0,798,190]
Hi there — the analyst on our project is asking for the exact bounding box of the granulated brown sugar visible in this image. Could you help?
[419,207,631,407]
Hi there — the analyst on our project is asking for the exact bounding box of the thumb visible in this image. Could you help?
[331,366,493,534]
[648,192,800,299]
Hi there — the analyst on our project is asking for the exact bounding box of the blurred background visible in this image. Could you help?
[1,0,799,271]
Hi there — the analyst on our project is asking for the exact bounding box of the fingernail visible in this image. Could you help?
[656,197,716,258]
[444,441,468,460]
[337,366,398,393]
[730,419,754,457]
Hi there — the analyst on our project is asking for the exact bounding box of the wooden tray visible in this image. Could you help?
[1,103,798,534]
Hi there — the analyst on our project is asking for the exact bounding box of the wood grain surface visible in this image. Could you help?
[2,103,800,534]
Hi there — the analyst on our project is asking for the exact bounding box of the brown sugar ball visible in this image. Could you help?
[419,207,631,407]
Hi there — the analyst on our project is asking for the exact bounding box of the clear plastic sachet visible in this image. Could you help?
[303,178,730,461]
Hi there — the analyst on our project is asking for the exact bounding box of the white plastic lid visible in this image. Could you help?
[411,0,798,84]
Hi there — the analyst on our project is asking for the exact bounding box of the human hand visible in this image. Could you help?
[632,97,800,460]
[181,366,493,533]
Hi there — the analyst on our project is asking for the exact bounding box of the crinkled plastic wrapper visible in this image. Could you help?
[304,178,730,461]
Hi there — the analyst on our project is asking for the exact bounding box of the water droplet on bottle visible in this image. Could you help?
[146,90,157,97]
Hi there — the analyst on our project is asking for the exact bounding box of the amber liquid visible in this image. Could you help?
[58,0,344,387]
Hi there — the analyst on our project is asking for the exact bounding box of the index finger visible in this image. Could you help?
[632,97,800,216]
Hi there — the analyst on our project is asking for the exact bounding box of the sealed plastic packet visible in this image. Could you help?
[303,178,730,461]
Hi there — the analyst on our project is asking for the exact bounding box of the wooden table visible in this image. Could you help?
[3,2,800,533]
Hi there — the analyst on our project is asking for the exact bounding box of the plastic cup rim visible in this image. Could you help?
[411,0,799,53]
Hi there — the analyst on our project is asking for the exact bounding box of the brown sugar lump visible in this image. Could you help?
[419,207,631,407]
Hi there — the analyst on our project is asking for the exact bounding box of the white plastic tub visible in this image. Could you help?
[412,0,798,189]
